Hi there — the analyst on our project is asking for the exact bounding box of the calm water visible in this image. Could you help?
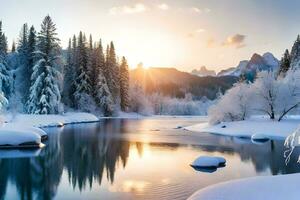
[0,118,300,200]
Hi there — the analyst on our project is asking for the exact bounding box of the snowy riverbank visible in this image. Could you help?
[185,116,300,139]
[3,112,100,128]
[186,116,300,200]
[188,173,300,200]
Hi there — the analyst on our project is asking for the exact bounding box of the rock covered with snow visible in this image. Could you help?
[191,156,226,168]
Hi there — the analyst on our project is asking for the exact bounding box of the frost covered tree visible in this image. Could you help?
[129,82,153,115]
[276,69,300,121]
[208,82,253,124]
[27,15,62,114]
[119,56,130,111]
[278,49,291,77]
[0,21,11,100]
[252,71,278,120]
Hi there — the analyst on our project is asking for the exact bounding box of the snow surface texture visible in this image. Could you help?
[0,127,41,147]
[188,173,300,200]
[191,156,226,168]
[185,117,300,139]
[5,112,99,128]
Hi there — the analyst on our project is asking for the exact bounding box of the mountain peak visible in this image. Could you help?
[191,66,216,77]
[218,52,279,77]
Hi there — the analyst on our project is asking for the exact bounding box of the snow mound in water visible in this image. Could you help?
[191,156,226,168]
[251,134,269,142]
[0,127,43,148]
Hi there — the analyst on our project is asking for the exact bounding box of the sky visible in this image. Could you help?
[1,0,300,72]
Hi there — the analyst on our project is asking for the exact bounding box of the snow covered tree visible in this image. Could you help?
[290,35,300,69]
[276,69,300,121]
[119,56,129,111]
[16,23,30,104]
[0,21,9,113]
[87,35,97,91]
[129,82,153,115]
[252,71,278,120]
[62,38,74,107]
[94,70,114,116]
[27,15,62,114]
[278,49,291,77]
[11,41,16,52]
[73,31,93,110]
[208,82,253,124]
[27,26,36,72]
[0,21,11,100]
[105,42,120,103]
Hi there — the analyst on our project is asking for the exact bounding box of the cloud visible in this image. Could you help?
[158,3,169,10]
[109,3,147,15]
[222,34,246,48]
[192,7,211,14]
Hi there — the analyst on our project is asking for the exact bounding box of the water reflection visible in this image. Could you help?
[0,119,300,200]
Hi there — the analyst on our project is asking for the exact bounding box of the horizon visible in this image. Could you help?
[1,0,300,72]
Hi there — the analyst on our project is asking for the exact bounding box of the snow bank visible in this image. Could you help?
[5,112,99,128]
[191,156,226,168]
[0,127,42,148]
[2,124,48,139]
[186,118,300,139]
[188,173,300,200]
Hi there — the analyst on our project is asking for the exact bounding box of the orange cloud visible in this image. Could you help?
[222,34,246,48]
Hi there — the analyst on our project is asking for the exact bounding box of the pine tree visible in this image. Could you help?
[73,31,92,109]
[290,35,300,69]
[278,49,291,76]
[27,15,62,114]
[87,34,97,91]
[0,21,11,100]
[63,38,74,106]
[0,21,8,54]
[11,41,16,52]
[16,23,30,104]
[94,69,114,116]
[119,56,130,111]
[106,42,120,103]
[24,25,37,107]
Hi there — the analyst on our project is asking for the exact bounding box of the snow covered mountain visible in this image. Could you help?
[218,52,279,77]
[191,66,216,77]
